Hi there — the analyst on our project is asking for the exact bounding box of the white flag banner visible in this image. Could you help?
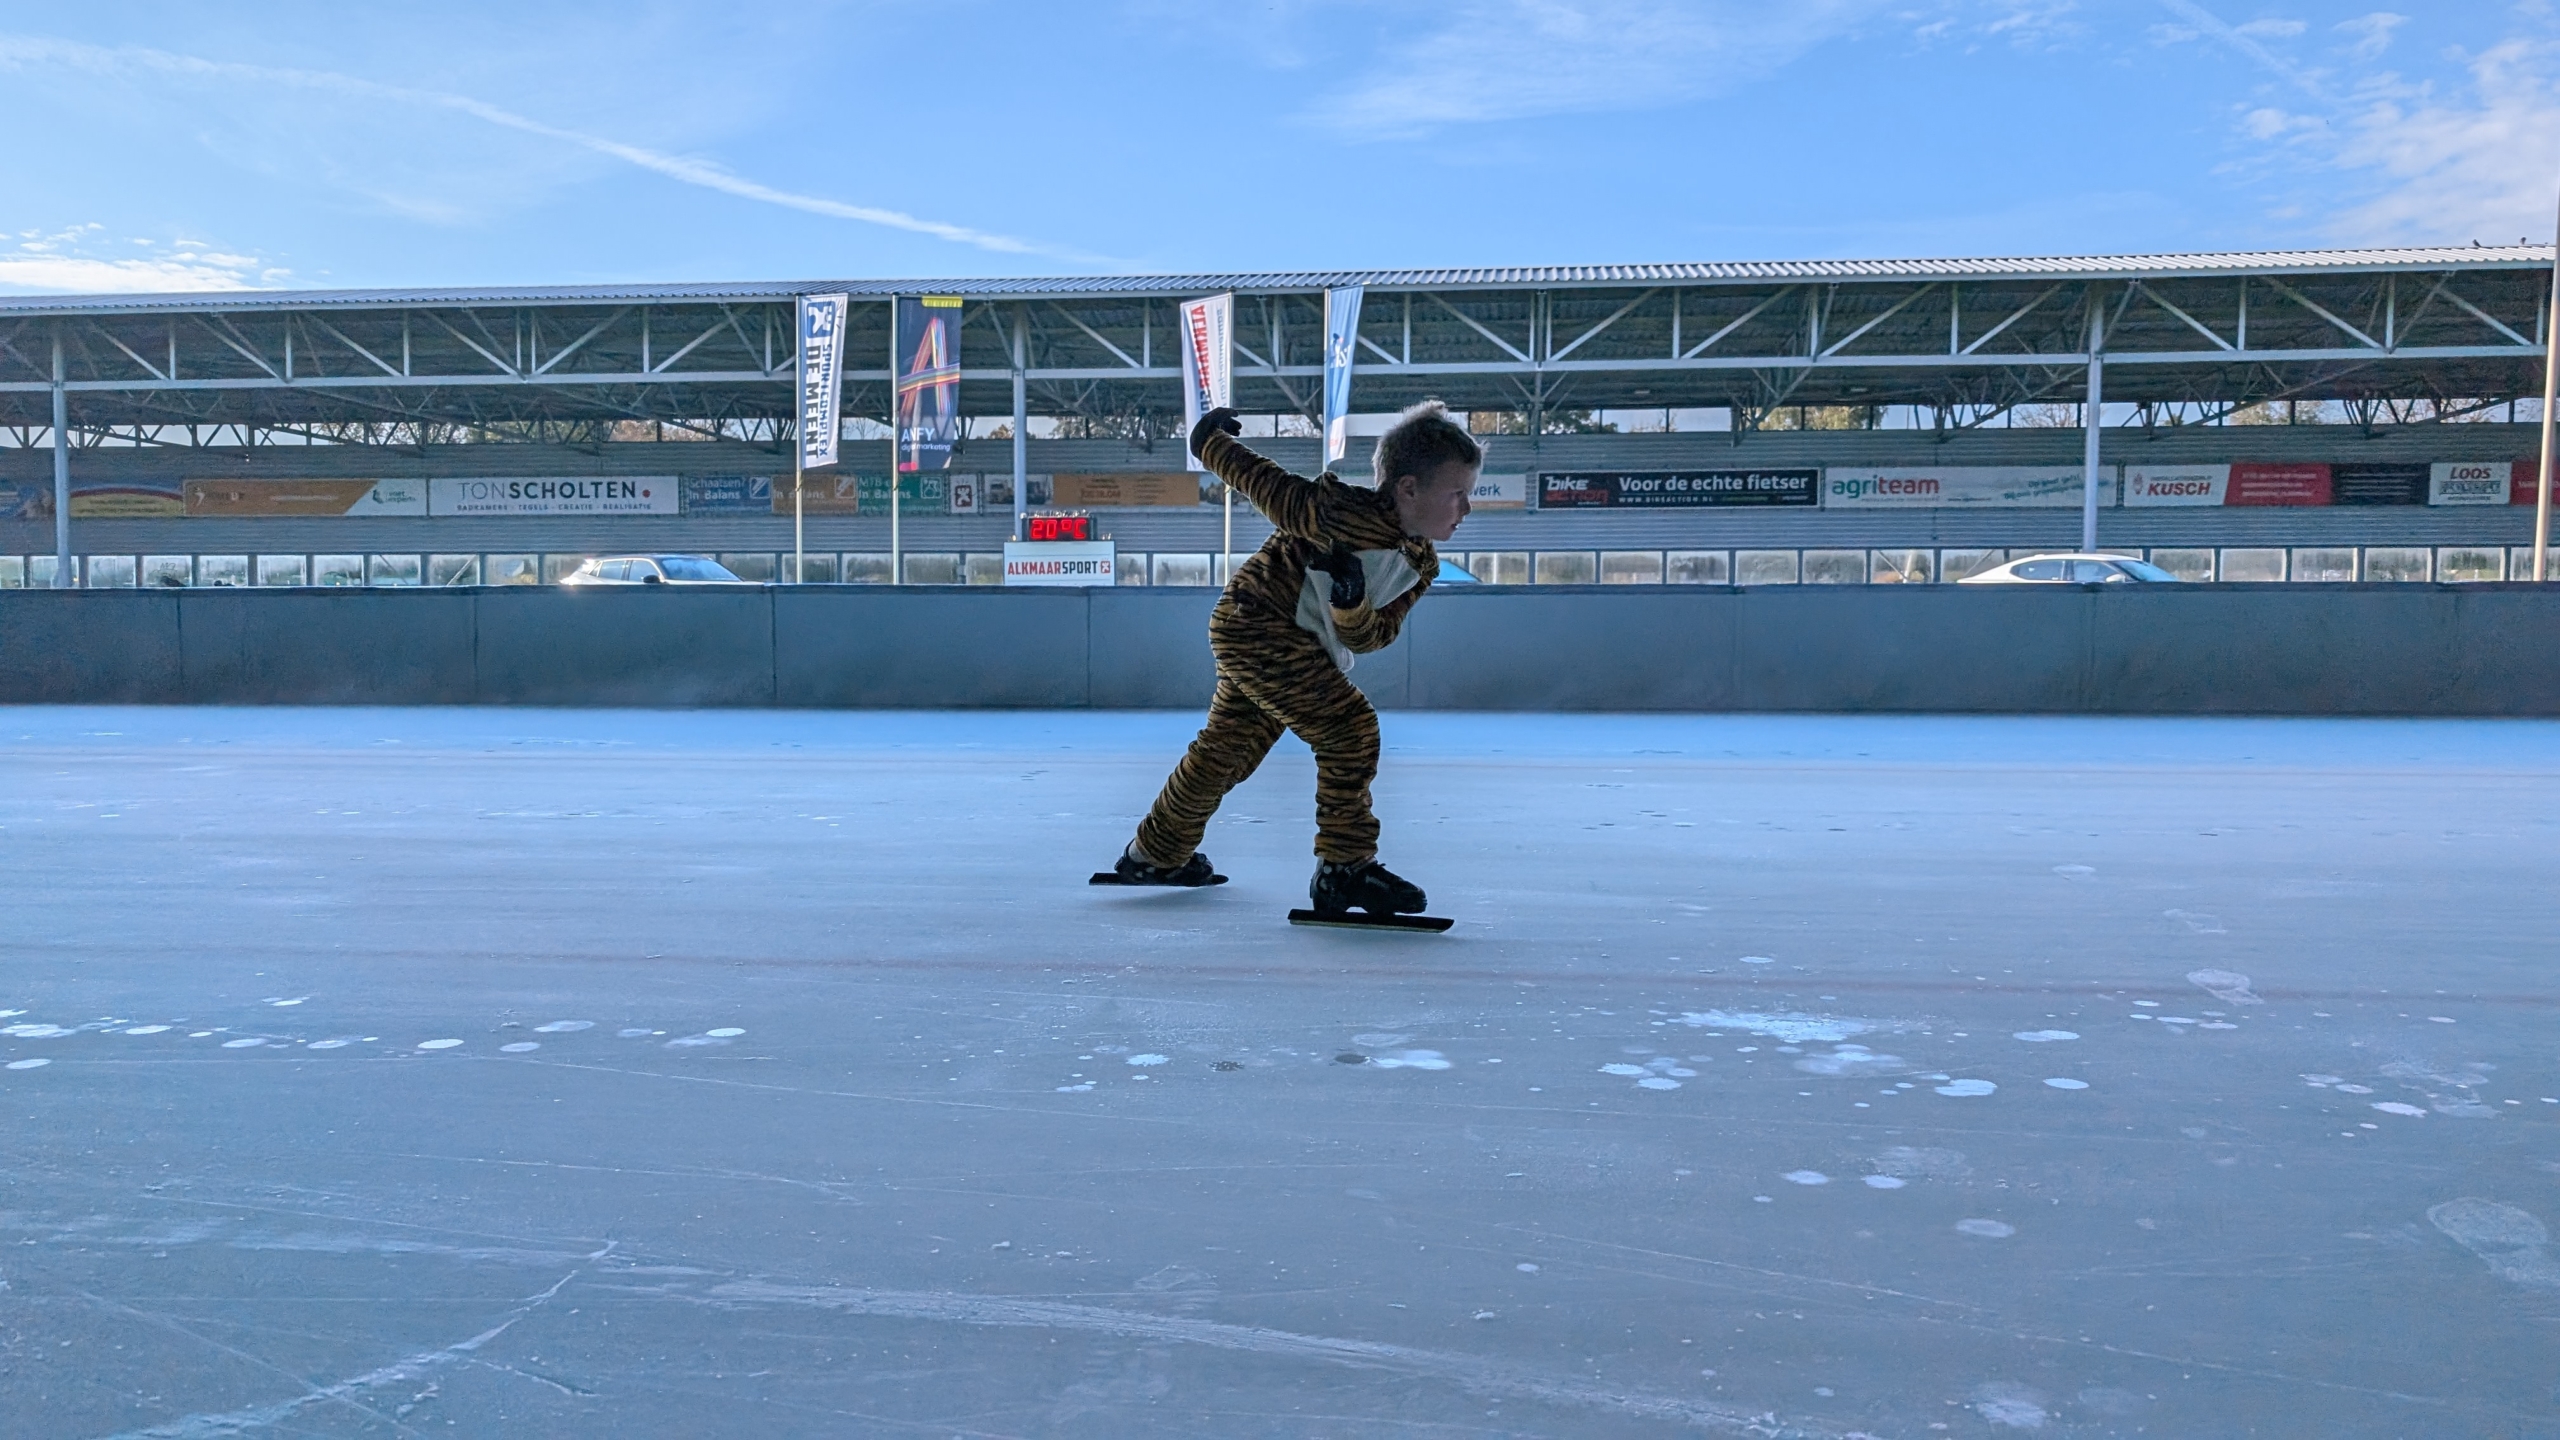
[797,293,848,470]
[1321,285,1364,466]
[1179,293,1234,471]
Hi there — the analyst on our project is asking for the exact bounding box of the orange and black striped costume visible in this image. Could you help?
[1132,430,1439,866]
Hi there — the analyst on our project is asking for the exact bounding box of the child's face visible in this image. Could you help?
[1393,462,1476,542]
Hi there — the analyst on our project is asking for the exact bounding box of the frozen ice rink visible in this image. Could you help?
[7,705,2560,1438]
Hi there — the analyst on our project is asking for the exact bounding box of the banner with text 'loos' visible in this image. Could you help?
[1823,466,2098,508]
[428,477,677,516]
[1540,469,1818,508]
[894,296,963,474]
[2430,461,2513,504]
[1179,293,1233,471]
[2124,465,2229,506]
[796,293,847,470]
[184,478,427,517]
[2225,463,2331,506]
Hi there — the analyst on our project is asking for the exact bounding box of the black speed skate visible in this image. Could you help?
[1290,859,1452,932]
[1091,848,1225,887]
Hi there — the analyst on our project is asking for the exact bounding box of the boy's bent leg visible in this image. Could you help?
[1235,647,1382,864]
[1132,677,1285,868]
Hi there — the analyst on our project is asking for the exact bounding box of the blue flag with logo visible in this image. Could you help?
[1321,286,1364,466]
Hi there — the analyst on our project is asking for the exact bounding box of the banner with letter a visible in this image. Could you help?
[1321,285,1364,466]
[1179,293,1233,471]
[797,293,847,470]
[895,296,964,473]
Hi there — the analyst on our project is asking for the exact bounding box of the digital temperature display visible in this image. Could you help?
[1028,514,1092,542]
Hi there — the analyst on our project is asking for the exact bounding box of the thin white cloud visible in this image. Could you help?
[1305,0,1894,137]
[0,34,1088,261]
[2331,39,2560,241]
[0,225,280,294]
[2335,11,2405,61]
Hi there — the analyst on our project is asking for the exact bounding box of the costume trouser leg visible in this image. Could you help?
[1133,630,1383,867]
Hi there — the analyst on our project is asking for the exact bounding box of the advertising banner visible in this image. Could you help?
[2226,462,2332,506]
[1002,539,1116,586]
[773,473,941,515]
[428,476,677,516]
[1823,466,2096,508]
[184,478,427,517]
[796,293,847,470]
[1052,473,1203,507]
[1468,472,1527,509]
[69,478,184,518]
[2507,459,2543,505]
[1178,293,1234,471]
[894,296,962,473]
[948,475,980,514]
[0,481,48,521]
[2429,461,2513,505]
[2333,462,2427,506]
[679,475,774,513]
[2123,464,2229,507]
[1321,285,1363,465]
[1540,469,1818,509]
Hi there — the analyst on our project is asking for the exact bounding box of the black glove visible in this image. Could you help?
[1311,545,1365,609]
[1189,406,1242,458]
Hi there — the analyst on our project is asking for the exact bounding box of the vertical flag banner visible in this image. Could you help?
[1179,293,1234,471]
[797,293,847,470]
[1321,285,1364,466]
[896,296,964,473]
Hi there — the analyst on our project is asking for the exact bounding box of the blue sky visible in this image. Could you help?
[2,1,2555,292]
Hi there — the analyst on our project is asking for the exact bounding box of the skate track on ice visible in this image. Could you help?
[5,707,2559,1438]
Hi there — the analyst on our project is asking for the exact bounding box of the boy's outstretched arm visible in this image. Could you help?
[1191,407,1326,540]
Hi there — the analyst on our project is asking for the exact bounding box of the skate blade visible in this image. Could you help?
[1090,872,1229,887]
[1287,908,1453,933]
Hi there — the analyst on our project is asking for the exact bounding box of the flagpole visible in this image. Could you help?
[889,298,902,586]
[793,301,806,585]
[2537,190,2559,581]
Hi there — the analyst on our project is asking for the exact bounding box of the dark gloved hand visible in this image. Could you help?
[1188,406,1242,458]
[1311,545,1365,609]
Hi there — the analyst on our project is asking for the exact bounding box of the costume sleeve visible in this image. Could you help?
[1331,569,1434,654]
[1199,430,1326,540]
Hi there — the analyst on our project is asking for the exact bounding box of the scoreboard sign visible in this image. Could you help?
[1537,469,1817,508]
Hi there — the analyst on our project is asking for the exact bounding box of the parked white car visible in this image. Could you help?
[1959,552,2183,585]
[560,554,745,585]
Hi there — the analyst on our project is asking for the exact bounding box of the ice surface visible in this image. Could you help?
[4,705,2559,1437]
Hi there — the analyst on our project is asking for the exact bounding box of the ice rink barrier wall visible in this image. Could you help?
[7,584,2560,715]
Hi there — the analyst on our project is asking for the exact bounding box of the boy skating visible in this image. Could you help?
[1108,400,1479,918]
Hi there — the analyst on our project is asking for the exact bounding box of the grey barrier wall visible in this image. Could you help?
[8,584,2560,715]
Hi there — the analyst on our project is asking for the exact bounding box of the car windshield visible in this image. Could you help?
[656,556,740,582]
[2115,558,2181,583]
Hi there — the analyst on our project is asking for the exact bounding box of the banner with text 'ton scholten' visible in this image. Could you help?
[797,293,847,471]
[895,296,963,474]
[1179,293,1234,471]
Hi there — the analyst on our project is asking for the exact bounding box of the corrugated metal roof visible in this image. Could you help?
[2,246,2549,315]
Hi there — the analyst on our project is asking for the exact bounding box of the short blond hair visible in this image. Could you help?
[1371,400,1481,490]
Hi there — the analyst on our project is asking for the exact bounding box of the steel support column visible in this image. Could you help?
[1011,309,1028,544]
[2082,301,2105,554]
[50,329,70,588]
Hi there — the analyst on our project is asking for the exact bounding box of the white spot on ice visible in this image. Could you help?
[618,1028,654,1038]
[706,1027,745,1038]
[1126,1054,1170,1066]
[2335,1083,2375,1094]
[534,1021,593,1033]
[2043,1077,2089,1090]
[2053,864,2094,878]
[1351,1032,1411,1046]
[1935,1079,1997,1097]
[2013,1030,2078,1043]
[2164,908,2225,933]
[2372,1102,2428,1117]
[2301,1074,2343,1086]
[7,1057,51,1070]
[1783,1170,1830,1185]
[1863,1175,1906,1189]
[1972,1381,2049,1427]
[1957,1219,2016,1239]
[1740,955,1775,965]
[1636,1076,1681,1090]
[2187,969,2261,1005]
[2430,1198,2560,1289]
[305,1039,349,1049]
[1599,1063,1647,1076]
[1371,1050,1451,1070]
[124,1025,170,1035]
[2428,1016,2456,1024]
[416,1038,463,1051]
[666,1034,731,1048]
[1055,1083,1094,1092]
[1680,1010,1876,1044]
[499,1042,540,1053]
[2,1024,71,1038]
[221,1038,266,1048]
[1515,1262,1539,1272]
[267,997,307,1007]
[1794,1044,1906,1077]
